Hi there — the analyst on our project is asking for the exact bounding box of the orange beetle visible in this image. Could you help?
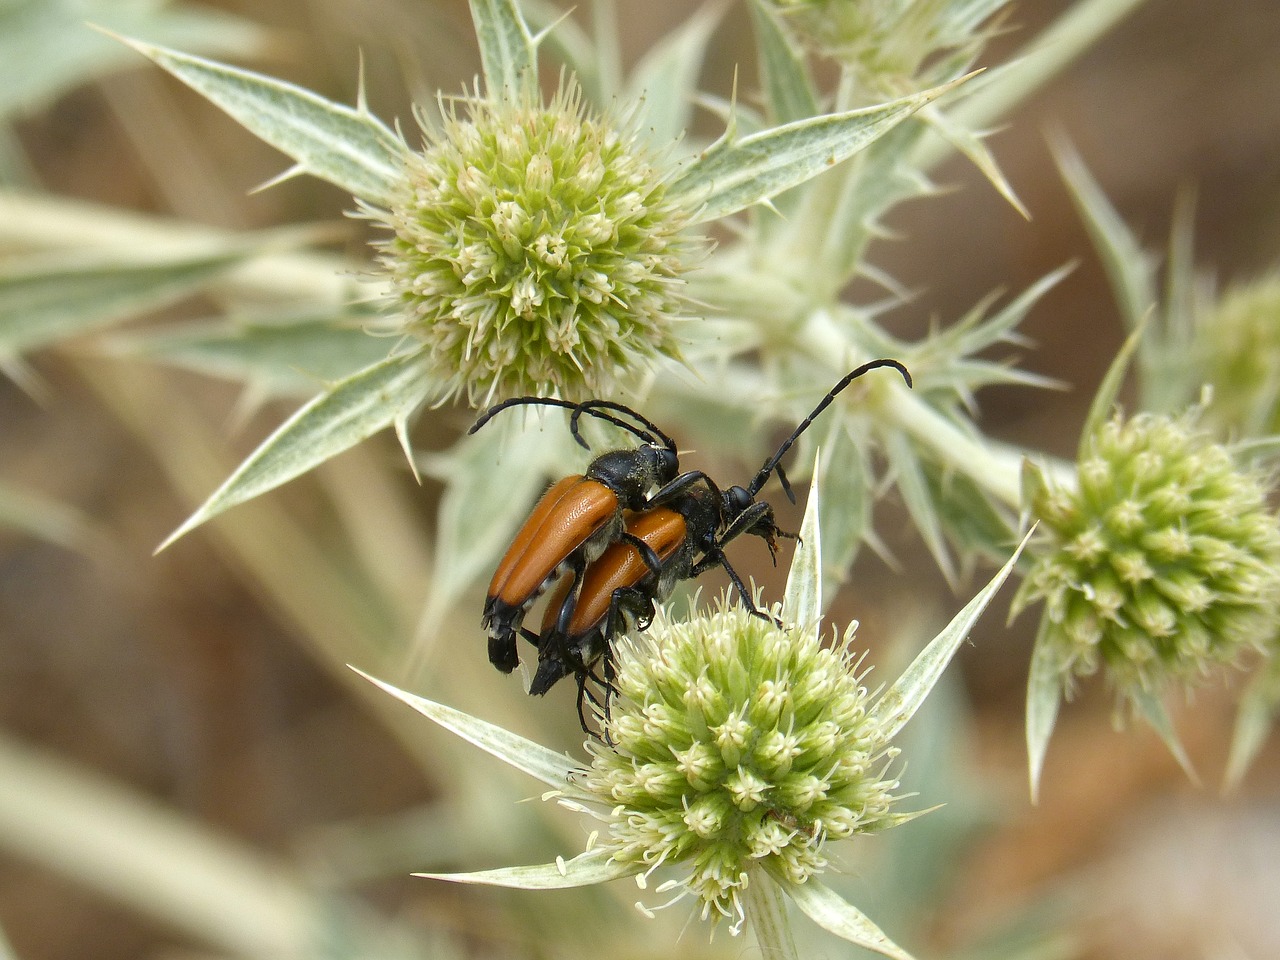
[473,398,680,674]
[513,359,914,732]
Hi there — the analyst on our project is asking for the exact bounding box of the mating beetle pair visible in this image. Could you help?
[474,359,912,729]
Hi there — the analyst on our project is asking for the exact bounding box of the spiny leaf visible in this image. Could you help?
[919,101,1028,219]
[782,452,822,630]
[0,248,249,356]
[113,34,409,207]
[1055,137,1155,332]
[878,527,1034,742]
[747,0,820,125]
[469,0,538,100]
[159,347,433,550]
[354,668,588,796]
[884,430,956,585]
[671,76,972,225]
[107,313,393,395]
[779,873,915,960]
[416,848,635,889]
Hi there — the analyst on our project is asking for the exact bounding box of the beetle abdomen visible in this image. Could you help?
[483,475,625,672]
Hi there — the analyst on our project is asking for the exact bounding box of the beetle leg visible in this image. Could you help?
[693,546,783,627]
[717,501,781,559]
[620,531,664,578]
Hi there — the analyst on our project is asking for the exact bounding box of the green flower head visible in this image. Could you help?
[365,480,1027,959]
[582,600,900,932]
[1201,273,1280,437]
[376,82,696,405]
[1015,411,1280,702]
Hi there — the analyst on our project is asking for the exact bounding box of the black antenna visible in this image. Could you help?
[570,400,677,454]
[746,359,912,499]
[468,396,659,449]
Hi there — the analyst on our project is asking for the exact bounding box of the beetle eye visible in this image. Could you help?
[657,446,679,479]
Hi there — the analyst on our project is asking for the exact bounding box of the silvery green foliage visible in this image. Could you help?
[66,0,1134,593]
[362,480,1031,959]
[1052,145,1280,790]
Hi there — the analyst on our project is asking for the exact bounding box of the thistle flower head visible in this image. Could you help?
[1200,273,1280,436]
[375,82,696,404]
[1015,411,1280,702]
[581,599,901,933]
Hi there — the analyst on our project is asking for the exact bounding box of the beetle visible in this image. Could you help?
[521,358,914,728]
[472,397,682,675]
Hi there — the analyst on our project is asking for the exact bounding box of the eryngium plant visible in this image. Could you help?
[1017,391,1280,794]
[360,473,1030,960]
[1017,412,1280,694]
[120,0,968,547]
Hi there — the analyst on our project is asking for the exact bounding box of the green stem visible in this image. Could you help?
[799,310,1077,510]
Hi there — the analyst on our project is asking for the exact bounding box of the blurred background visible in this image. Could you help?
[1,0,1278,958]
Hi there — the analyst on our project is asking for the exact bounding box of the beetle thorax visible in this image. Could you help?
[588,445,678,507]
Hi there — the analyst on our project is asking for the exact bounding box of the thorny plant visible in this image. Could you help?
[2,0,1279,956]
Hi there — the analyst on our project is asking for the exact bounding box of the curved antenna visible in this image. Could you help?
[468,396,661,450]
[571,400,677,453]
[746,359,912,499]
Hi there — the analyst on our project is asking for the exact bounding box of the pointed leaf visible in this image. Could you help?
[1130,687,1199,784]
[0,2,267,120]
[1079,318,1146,454]
[878,528,1034,741]
[920,102,1028,218]
[884,430,956,584]
[671,77,970,225]
[520,0,602,103]
[115,35,409,207]
[922,458,1017,565]
[0,249,249,355]
[1223,660,1280,790]
[1025,617,1065,803]
[781,875,915,960]
[747,0,819,125]
[468,0,538,99]
[1054,138,1155,333]
[107,313,393,395]
[815,425,872,602]
[160,348,433,549]
[354,669,591,797]
[626,6,721,149]
[914,0,1151,172]
[744,868,799,958]
[417,847,635,889]
[782,452,822,628]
